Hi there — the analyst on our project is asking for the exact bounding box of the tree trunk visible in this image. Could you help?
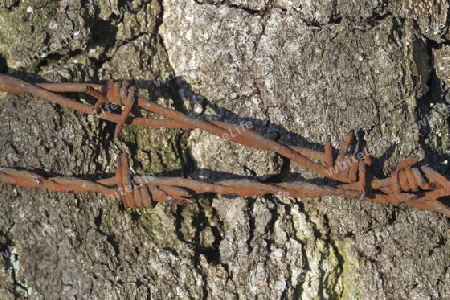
[0,0,449,299]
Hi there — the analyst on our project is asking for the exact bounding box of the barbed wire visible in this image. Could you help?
[0,74,449,217]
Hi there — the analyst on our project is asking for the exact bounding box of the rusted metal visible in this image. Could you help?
[0,74,352,182]
[1,74,450,217]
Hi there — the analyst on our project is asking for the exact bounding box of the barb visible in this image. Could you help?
[0,75,449,217]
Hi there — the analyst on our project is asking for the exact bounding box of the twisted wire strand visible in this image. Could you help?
[0,75,353,183]
[1,75,450,216]
[0,168,118,198]
[1,152,449,216]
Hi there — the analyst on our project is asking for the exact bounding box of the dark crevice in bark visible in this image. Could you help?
[290,200,309,297]
[173,205,209,298]
[416,28,450,175]
[100,122,116,171]
[194,1,264,16]
[106,233,120,257]
[0,54,7,73]
[322,212,345,299]
[263,196,279,241]
[155,0,173,72]
[245,197,256,252]
[90,20,119,79]
[94,208,103,228]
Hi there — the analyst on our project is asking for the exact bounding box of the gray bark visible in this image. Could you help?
[0,0,449,299]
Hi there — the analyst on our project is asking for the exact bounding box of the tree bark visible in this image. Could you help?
[0,0,449,299]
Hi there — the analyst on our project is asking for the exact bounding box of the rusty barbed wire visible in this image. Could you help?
[0,74,350,182]
[0,74,449,217]
[0,151,449,216]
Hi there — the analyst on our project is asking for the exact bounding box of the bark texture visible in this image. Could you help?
[0,0,449,299]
